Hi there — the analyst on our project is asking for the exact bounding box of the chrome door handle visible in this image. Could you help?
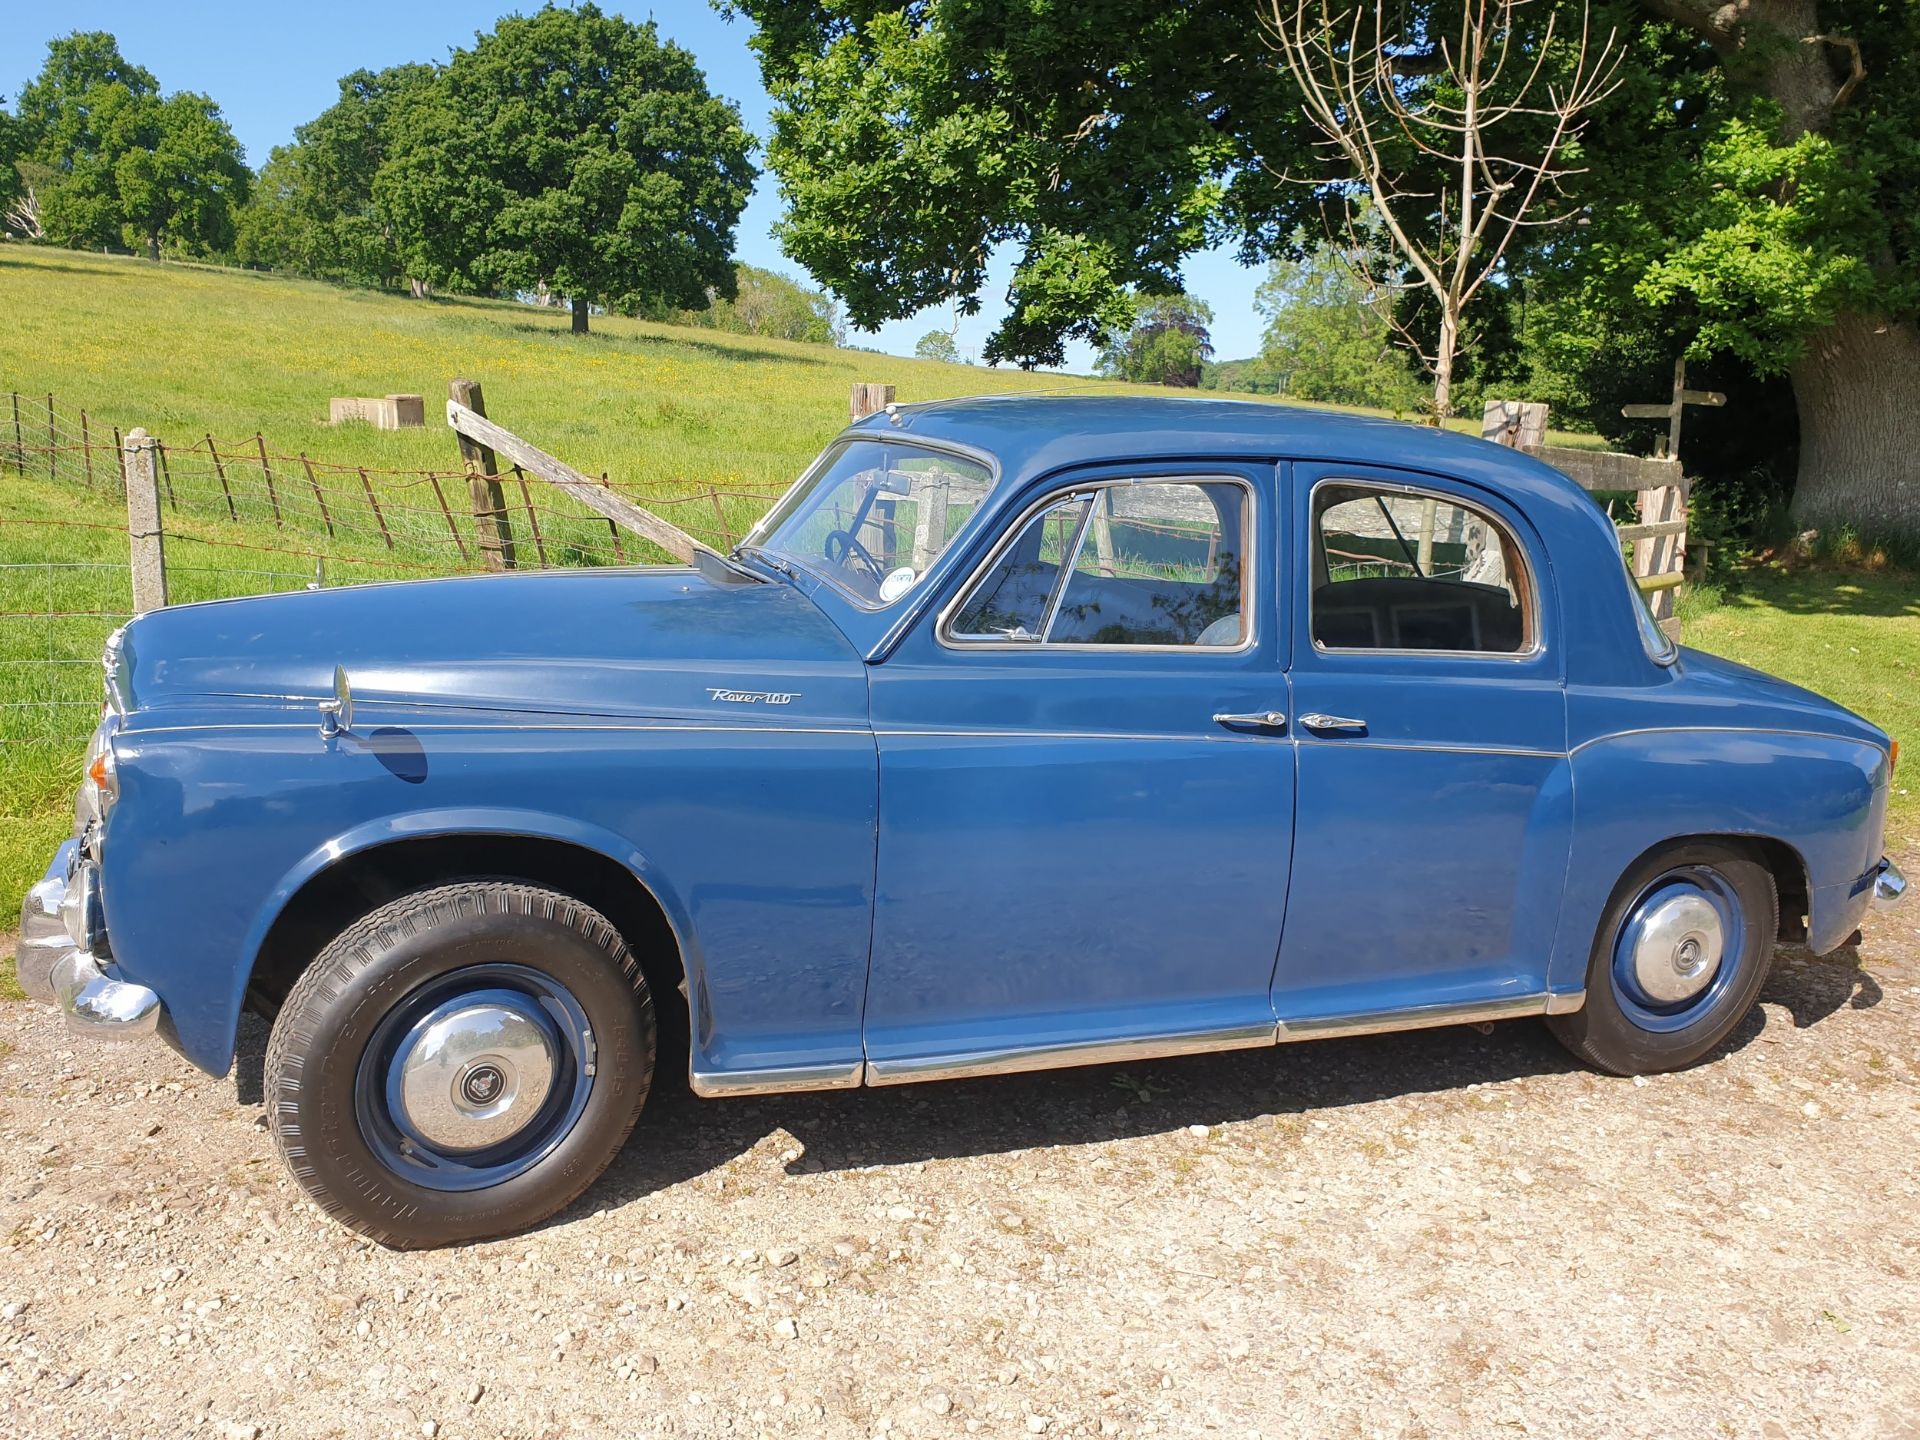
[1212,710,1288,730]
[1299,712,1367,733]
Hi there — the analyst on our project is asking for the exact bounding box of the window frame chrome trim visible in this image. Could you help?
[1306,475,1547,663]
[740,432,1003,616]
[937,473,1260,656]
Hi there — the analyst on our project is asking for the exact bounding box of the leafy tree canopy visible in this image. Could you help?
[728,2,1293,367]
[0,102,21,214]
[238,65,435,287]
[14,31,246,258]
[374,4,757,333]
[736,0,1920,534]
[914,328,961,363]
[1096,294,1214,387]
[1256,242,1422,412]
[641,262,845,344]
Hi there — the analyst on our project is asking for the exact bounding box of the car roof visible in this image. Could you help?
[846,392,1657,687]
[856,392,1594,516]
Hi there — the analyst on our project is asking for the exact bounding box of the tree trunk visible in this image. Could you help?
[1642,0,1917,536]
[408,277,430,299]
[1787,309,1920,539]
[570,296,590,335]
[145,233,160,261]
[1430,311,1458,425]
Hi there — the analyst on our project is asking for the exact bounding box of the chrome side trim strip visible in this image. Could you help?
[1309,739,1566,760]
[863,1023,1277,1087]
[691,994,1586,1098]
[1567,725,1887,757]
[1276,991,1568,1041]
[689,1060,866,1098]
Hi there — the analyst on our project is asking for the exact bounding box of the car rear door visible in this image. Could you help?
[1271,461,1574,1029]
[861,461,1295,1081]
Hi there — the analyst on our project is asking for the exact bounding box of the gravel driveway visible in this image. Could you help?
[3,872,1917,1440]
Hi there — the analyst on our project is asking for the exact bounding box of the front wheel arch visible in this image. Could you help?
[246,831,691,1078]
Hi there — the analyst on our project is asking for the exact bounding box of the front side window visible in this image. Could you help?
[748,440,993,609]
[1312,482,1532,654]
[949,480,1250,647]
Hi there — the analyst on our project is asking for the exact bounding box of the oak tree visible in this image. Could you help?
[15,32,246,258]
[374,4,757,334]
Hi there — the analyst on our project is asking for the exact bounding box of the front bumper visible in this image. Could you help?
[1875,856,1907,910]
[15,840,163,1039]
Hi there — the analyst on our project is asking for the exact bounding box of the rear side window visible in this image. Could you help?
[948,480,1250,647]
[1312,483,1533,654]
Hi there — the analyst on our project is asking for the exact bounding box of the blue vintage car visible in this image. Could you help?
[17,396,1906,1246]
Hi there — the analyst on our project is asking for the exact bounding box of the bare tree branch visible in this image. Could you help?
[1803,32,1865,109]
[1259,0,1621,421]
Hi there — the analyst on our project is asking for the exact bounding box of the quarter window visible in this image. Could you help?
[1312,482,1532,654]
[950,480,1250,648]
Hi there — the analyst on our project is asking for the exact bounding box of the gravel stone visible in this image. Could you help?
[1,896,1915,1439]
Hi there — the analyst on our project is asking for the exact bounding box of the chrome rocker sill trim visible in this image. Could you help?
[864,1022,1278,1088]
[689,1060,866,1098]
[697,993,1586,1096]
[1872,856,1906,910]
[1275,990,1583,1041]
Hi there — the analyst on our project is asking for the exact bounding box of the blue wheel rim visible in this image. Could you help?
[354,964,595,1193]
[1609,866,1747,1034]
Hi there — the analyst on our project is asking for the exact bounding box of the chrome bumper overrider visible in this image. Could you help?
[1875,856,1907,910]
[14,841,163,1039]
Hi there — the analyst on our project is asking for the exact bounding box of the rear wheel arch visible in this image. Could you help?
[1612,832,1808,943]
[247,832,691,1077]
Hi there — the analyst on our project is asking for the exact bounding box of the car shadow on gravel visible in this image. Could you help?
[225,939,1885,1232]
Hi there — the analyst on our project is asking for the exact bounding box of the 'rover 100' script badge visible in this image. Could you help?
[708,688,801,706]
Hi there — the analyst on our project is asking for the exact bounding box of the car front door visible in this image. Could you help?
[1272,462,1574,1030]
[861,462,1295,1081]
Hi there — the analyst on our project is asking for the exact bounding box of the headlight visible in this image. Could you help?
[75,718,120,834]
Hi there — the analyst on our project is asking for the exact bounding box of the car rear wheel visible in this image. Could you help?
[1549,841,1777,1076]
[265,880,655,1248]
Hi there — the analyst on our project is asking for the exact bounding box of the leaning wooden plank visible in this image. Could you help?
[447,400,709,564]
[1524,445,1682,494]
[1613,519,1689,542]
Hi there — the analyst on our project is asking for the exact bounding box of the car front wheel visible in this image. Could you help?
[265,880,655,1248]
[1549,841,1778,1076]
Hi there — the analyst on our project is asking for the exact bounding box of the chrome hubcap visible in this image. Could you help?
[1629,892,1725,1005]
[395,1000,558,1152]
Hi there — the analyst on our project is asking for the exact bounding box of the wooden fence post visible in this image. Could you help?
[124,428,168,613]
[254,435,283,526]
[9,392,23,475]
[850,382,896,423]
[1480,400,1548,450]
[449,378,516,569]
[205,434,238,521]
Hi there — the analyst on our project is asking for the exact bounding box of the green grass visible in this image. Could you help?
[0,243,1910,970]
[1680,565,1919,850]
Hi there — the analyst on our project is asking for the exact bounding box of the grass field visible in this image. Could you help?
[0,244,1913,991]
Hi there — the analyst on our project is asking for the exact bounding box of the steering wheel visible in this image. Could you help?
[823,528,886,584]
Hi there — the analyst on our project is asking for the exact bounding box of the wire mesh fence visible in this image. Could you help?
[0,386,789,747]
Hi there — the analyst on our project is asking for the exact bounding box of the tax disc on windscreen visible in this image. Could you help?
[879,566,917,603]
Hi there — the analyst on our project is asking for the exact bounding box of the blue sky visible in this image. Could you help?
[3,1,1270,370]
